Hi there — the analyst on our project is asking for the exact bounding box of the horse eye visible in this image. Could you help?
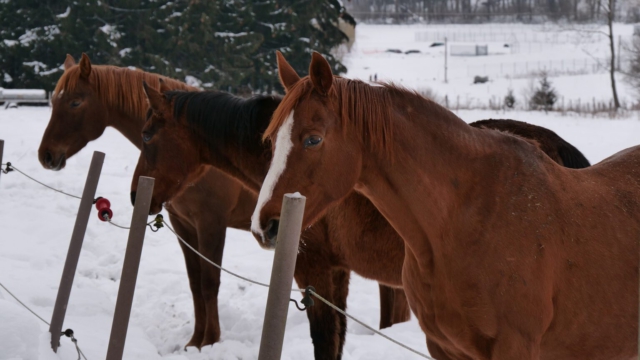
[70,100,81,108]
[142,132,153,142]
[304,135,323,148]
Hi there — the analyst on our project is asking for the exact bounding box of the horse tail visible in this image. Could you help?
[557,140,591,169]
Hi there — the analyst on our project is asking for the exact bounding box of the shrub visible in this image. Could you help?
[504,89,516,109]
[530,73,557,112]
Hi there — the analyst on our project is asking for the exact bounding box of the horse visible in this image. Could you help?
[38,53,260,350]
[136,75,592,359]
[252,51,639,359]
[134,83,410,360]
[37,54,409,356]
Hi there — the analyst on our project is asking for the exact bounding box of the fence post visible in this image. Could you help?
[105,176,154,360]
[257,193,306,360]
[49,151,105,352]
[0,140,4,185]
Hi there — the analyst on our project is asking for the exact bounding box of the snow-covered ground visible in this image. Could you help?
[342,23,638,107]
[0,107,429,360]
[2,23,640,360]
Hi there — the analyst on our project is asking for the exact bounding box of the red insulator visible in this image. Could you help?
[95,197,113,221]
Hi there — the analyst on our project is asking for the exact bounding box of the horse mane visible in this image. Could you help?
[165,90,281,152]
[265,77,405,154]
[53,65,194,120]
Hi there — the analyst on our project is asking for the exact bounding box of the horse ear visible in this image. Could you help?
[63,54,76,70]
[276,51,300,92]
[143,81,168,114]
[309,52,333,95]
[158,78,171,93]
[78,53,92,78]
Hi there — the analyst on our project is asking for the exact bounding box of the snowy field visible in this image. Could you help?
[3,107,640,360]
[342,23,638,107]
[2,23,640,360]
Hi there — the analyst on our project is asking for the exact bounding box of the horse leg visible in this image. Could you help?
[391,288,411,324]
[167,213,205,349]
[294,262,341,360]
[331,269,350,360]
[378,284,395,329]
[196,221,226,348]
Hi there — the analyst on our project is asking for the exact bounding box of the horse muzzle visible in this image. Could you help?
[252,218,279,250]
[41,150,66,171]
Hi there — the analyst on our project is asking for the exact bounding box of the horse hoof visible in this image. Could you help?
[200,334,221,349]
[184,339,202,352]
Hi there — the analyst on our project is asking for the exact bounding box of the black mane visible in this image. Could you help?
[165,90,281,153]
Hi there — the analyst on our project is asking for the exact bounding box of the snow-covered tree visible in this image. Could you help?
[0,0,351,93]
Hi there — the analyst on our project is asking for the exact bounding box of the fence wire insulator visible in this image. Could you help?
[60,328,87,360]
[290,286,316,311]
[150,214,164,232]
[1,162,13,174]
[95,197,113,221]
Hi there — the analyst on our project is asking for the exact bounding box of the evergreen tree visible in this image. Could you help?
[0,0,113,89]
[0,0,350,93]
[251,0,349,93]
[531,73,557,112]
[504,88,516,109]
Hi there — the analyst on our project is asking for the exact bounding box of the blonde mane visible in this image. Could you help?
[53,65,195,120]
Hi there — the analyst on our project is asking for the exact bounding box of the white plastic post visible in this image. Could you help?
[257,193,306,360]
[105,176,154,360]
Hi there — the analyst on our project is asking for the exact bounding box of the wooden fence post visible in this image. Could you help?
[49,151,105,352]
[0,140,4,185]
[105,176,154,360]
[257,193,306,360]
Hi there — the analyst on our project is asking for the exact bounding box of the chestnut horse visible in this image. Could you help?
[134,84,410,360]
[38,54,259,349]
[135,79,592,359]
[253,52,639,359]
[37,54,408,356]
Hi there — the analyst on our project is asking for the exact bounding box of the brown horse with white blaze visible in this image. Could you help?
[133,83,411,360]
[253,52,639,359]
[38,53,259,349]
[136,73,591,359]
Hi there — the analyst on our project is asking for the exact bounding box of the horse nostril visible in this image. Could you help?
[130,191,137,206]
[44,151,53,166]
[265,219,279,242]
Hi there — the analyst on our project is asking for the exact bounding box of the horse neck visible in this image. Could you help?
[200,143,270,193]
[106,110,145,149]
[198,100,277,192]
[100,69,196,150]
[355,95,502,255]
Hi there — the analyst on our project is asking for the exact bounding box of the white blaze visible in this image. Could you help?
[251,111,295,237]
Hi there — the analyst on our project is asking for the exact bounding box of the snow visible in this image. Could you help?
[0,107,430,359]
[100,25,122,47]
[2,23,640,360]
[214,32,248,38]
[343,23,637,107]
[3,104,640,359]
[56,7,70,19]
[184,76,202,88]
[119,48,132,58]
[0,300,41,360]
[288,192,304,199]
